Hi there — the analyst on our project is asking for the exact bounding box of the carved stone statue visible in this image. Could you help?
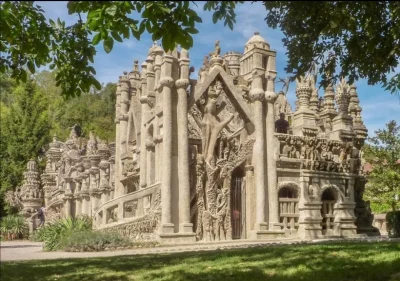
[213,40,221,57]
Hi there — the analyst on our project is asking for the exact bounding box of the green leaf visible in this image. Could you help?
[90,76,102,90]
[111,31,123,42]
[103,37,114,53]
[88,66,96,75]
[27,61,35,74]
[105,6,117,16]
[92,33,101,45]
[212,12,219,24]
[228,20,233,30]
[185,27,199,34]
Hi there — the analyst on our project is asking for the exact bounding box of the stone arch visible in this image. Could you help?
[277,181,300,232]
[277,181,301,197]
[318,184,344,202]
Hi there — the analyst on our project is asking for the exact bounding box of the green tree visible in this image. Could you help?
[0,1,242,98]
[0,78,52,215]
[262,1,400,94]
[1,1,398,98]
[363,120,400,212]
[32,71,116,141]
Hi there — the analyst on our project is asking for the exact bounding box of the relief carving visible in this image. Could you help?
[276,134,361,174]
[189,78,254,241]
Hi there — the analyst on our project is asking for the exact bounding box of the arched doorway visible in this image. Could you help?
[321,188,337,235]
[278,185,299,233]
[230,167,245,239]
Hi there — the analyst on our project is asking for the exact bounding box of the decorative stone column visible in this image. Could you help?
[176,48,194,234]
[297,175,323,239]
[265,91,280,230]
[245,165,255,237]
[99,160,110,205]
[139,63,149,189]
[159,52,175,234]
[64,193,72,217]
[74,178,82,216]
[114,82,123,198]
[265,53,280,231]
[119,75,130,157]
[331,78,353,140]
[333,198,358,237]
[292,76,318,137]
[333,178,358,237]
[249,70,267,233]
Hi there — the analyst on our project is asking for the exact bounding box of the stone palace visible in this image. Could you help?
[8,33,379,243]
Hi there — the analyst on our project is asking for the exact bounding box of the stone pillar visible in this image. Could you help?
[245,165,255,238]
[114,82,122,197]
[176,48,193,233]
[139,63,149,189]
[159,52,175,234]
[119,75,130,157]
[249,70,267,231]
[81,193,89,216]
[75,196,82,216]
[64,194,72,217]
[297,176,323,239]
[265,91,280,230]
[265,53,280,231]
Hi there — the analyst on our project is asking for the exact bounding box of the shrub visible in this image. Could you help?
[32,216,92,251]
[0,215,28,240]
[61,231,133,252]
[370,202,394,214]
[386,211,400,238]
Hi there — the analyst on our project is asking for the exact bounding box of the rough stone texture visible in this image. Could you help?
[9,33,377,243]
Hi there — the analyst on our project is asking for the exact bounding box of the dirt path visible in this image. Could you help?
[1,236,396,262]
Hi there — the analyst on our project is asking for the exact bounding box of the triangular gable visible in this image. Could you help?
[188,65,254,124]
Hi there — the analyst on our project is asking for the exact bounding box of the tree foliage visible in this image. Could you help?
[0,1,242,98]
[0,71,116,216]
[1,1,398,97]
[363,120,400,212]
[0,78,52,215]
[262,1,400,94]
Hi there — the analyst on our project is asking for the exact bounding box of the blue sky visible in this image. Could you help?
[36,1,399,136]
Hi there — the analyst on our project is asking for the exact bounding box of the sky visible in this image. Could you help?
[36,1,400,136]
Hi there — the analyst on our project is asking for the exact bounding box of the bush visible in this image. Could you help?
[61,231,133,252]
[370,202,394,214]
[386,211,400,238]
[0,215,28,240]
[32,216,92,251]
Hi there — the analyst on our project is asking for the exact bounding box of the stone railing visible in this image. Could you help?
[372,213,387,235]
[277,198,299,231]
[93,182,160,229]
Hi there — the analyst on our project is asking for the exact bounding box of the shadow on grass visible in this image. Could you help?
[1,242,400,281]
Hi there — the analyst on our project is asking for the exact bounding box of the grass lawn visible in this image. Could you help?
[1,241,400,281]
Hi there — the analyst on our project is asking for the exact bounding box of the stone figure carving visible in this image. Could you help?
[275,113,290,134]
[213,40,221,57]
[193,83,234,165]
[189,77,255,241]
[276,134,363,174]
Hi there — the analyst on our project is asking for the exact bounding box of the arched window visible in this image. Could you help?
[278,185,299,232]
[321,187,337,234]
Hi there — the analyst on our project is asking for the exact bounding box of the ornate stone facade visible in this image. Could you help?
[12,32,378,242]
